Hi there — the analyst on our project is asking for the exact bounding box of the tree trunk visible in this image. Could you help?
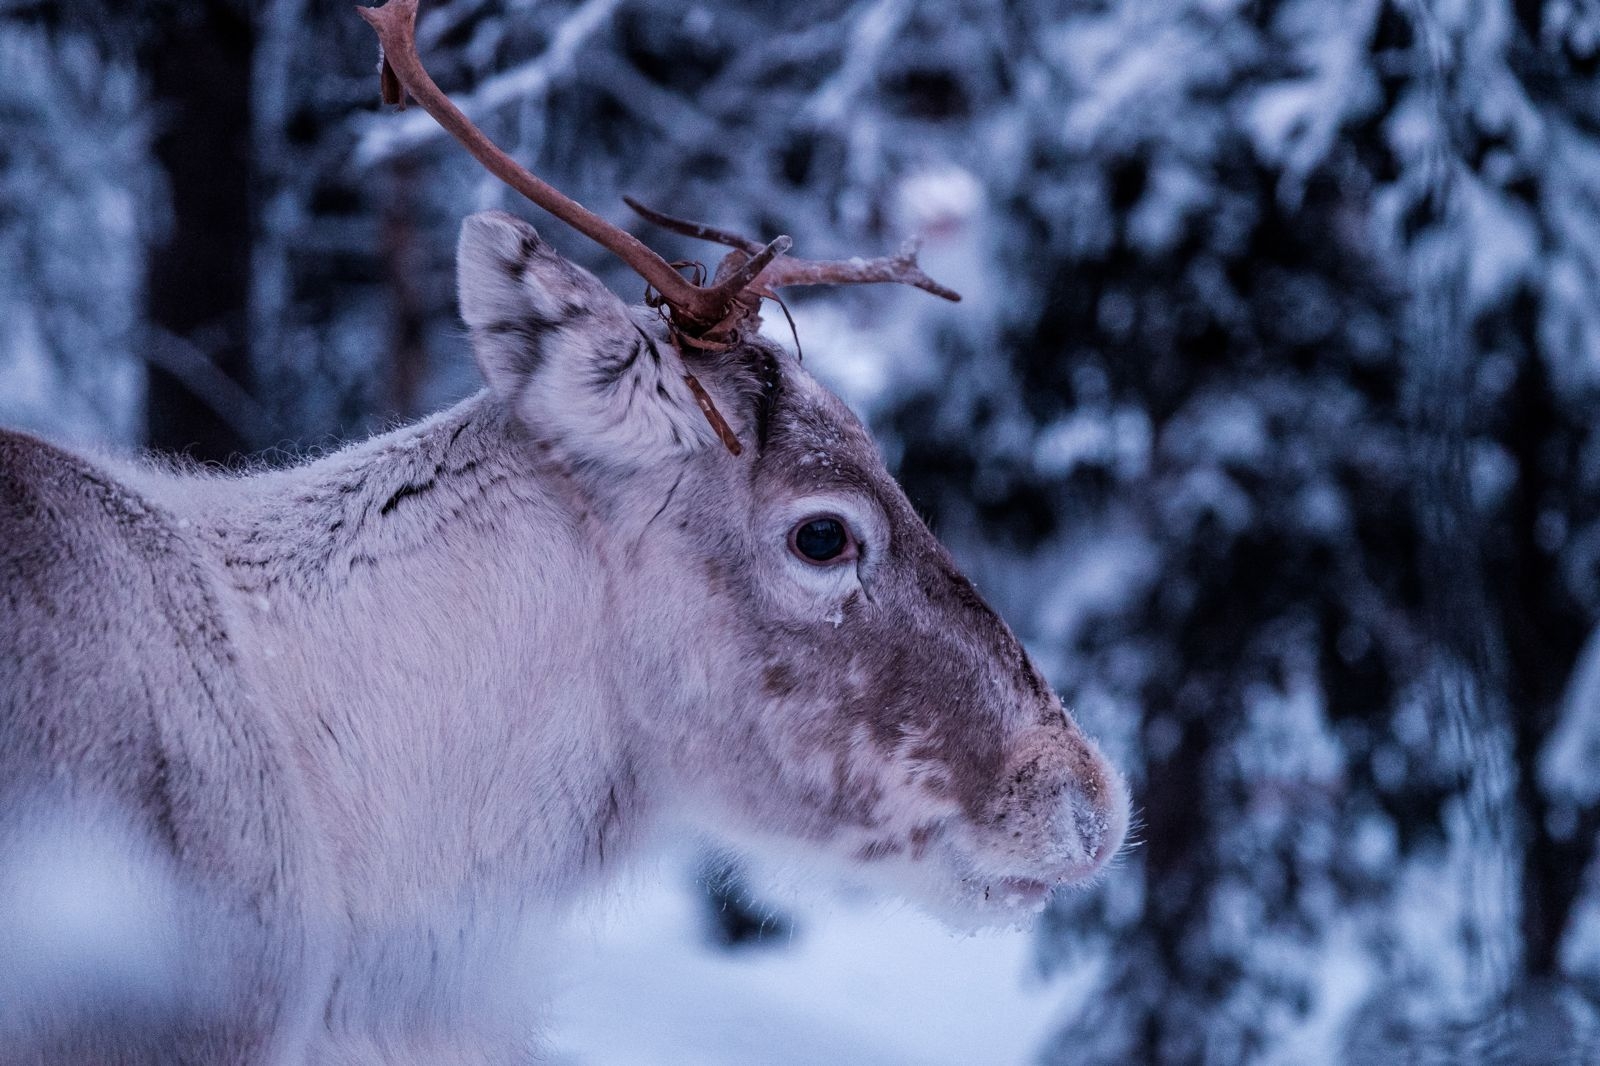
[140,0,255,461]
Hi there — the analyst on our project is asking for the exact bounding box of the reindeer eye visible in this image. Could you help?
[791,517,850,564]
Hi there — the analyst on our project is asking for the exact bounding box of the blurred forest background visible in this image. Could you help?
[2,0,1600,1061]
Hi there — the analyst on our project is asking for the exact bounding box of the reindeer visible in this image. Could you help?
[0,2,1128,1062]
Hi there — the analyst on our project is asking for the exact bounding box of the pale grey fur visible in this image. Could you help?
[0,211,1128,1064]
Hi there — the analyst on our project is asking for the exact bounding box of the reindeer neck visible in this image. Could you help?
[199,392,531,597]
[172,392,648,909]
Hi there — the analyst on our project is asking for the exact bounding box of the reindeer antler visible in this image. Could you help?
[623,198,961,304]
[358,0,960,343]
[359,0,787,337]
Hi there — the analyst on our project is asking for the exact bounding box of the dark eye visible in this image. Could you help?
[791,517,851,564]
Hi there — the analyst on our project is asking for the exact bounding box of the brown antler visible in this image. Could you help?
[359,0,960,341]
[358,0,789,336]
[624,198,961,304]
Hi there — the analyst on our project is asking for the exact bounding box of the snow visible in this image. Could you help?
[0,25,150,446]
[0,812,213,1028]
[545,853,1094,1066]
[1540,625,1600,807]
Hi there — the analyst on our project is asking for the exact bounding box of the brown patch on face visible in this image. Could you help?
[763,662,800,698]
[895,560,1076,819]
[908,739,962,800]
[801,609,1011,827]
[896,696,1007,823]
[992,758,1066,832]
[825,755,884,828]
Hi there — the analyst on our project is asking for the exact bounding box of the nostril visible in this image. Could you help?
[1059,787,1106,865]
[1057,771,1129,874]
[1077,799,1104,857]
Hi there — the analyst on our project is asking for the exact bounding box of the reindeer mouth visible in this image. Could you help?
[987,877,1052,906]
[924,864,1059,926]
[942,822,1113,918]
[969,871,1074,912]
[945,845,1066,918]
[958,856,1106,914]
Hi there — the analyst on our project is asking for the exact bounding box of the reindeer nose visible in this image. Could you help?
[1030,728,1129,879]
[986,725,1128,882]
[1054,772,1127,876]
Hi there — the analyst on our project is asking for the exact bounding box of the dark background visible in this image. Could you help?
[2,0,1599,1060]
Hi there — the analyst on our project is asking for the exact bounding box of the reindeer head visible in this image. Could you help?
[366,0,1128,922]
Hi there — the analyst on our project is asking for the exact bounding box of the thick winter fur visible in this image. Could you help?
[0,211,1128,1063]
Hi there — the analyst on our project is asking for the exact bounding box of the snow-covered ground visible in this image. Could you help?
[544,853,1096,1066]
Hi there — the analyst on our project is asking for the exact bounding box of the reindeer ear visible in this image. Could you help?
[457,211,719,466]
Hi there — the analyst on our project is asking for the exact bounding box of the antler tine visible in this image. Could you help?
[758,238,963,303]
[627,198,962,304]
[360,0,777,332]
[622,196,767,256]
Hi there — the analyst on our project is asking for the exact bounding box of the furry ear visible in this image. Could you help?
[457,211,719,467]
